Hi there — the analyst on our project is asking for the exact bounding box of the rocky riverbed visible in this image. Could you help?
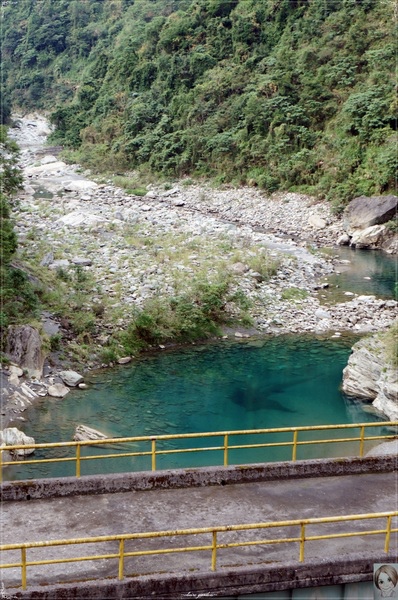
[1,113,397,428]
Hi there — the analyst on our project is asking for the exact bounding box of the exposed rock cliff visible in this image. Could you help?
[5,325,46,379]
[341,195,398,253]
[342,323,398,420]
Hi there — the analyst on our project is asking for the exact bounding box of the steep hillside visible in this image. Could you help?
[1,0,396,209]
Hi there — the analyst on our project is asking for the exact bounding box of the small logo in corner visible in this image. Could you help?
[374,564,398,599]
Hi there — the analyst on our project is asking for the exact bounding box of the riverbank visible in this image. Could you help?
[1,113,397,429]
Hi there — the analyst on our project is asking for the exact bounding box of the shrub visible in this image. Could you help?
[121,277,232,352]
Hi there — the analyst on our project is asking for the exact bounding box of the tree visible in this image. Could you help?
[0,127,38,335]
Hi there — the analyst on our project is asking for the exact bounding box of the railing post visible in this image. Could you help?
[118,539,125,580]
[76,443,81,478]
[299,523,306,562]
[21,547,27,590]
[385,515,392,552]
[359,425,365,457]
[223,434,229,466]
[151,438,156,471]
[211,531,217,571]
[292,430,298,461]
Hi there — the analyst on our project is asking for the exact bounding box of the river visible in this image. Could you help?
[3,116,397,481]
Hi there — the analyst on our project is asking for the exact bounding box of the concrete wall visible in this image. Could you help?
[2,454,397,502]
[5,552,392,599]
[235,581,373,599]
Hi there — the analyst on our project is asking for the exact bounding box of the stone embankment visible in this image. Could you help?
[1,113,397,429]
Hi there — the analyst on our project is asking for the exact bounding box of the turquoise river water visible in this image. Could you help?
[5,248,396,481]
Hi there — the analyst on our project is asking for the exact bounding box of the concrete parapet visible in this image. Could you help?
[6,551,397,599]
[1,454,397,502]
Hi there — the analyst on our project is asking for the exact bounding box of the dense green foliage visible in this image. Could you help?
[120,276,235,354]
[1,0,396,209]
[0,127,39,335]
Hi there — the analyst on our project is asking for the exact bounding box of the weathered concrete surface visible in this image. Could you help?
[4,553,393,599]
[1,469,397,596]
[2,455,398,501]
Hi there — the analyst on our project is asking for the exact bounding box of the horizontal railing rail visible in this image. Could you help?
[1,510,397,590]
[1,421,396,481]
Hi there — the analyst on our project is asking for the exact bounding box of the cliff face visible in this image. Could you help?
[342,326,398,420]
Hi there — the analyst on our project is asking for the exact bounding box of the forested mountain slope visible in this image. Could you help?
[1,0,396,209]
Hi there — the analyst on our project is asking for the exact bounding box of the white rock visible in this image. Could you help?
[59,370,84,387]
[8,372,21,386]
[0,427,35,456]
[308,215,326,229]
[62,179,98,192]
[71,257,92,266]
[48,383,70,398]
[337,233,350,246]
[351,224,387,248]
[117,357,132,364]
[24,161,67,175]
[40,155,58,165]
[57,211,106,227]
[9,364,23,377]
[74,425,108,442]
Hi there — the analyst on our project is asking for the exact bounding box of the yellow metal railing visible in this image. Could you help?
[1,421,396,482]
[1,511,397,590]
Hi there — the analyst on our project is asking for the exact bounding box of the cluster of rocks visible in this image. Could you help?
[2,113,397,435]
[1,340,86,422]
[338,194,398,254]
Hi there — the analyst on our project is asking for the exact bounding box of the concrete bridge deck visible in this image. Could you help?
[1,456,398,598]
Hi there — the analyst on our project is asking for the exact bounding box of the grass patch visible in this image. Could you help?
[281,287,309,301]
[383,321,398,367]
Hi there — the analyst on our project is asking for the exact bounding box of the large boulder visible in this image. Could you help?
[57,211,106,227]
[59,370,84,387]
[342,337,384,399]
[73,425,108,442]
[48,383,70,398]
[5,325,46,379]
[62,179,98,192]
[344,195,397,234]
[350,224,388,249]
[24,161,67,176]
[342,327,398,420]
[0,427,35,457]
